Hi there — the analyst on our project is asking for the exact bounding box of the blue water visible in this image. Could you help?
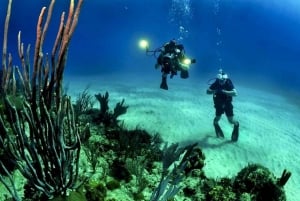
[1,0,300,94]
[1,1,300,200]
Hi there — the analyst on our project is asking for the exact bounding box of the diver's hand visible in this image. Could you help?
[214,89,224,94]
[222,89,237,96]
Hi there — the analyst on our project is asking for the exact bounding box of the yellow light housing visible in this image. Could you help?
[139,39,149,49]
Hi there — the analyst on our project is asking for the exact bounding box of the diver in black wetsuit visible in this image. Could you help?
[206,69,239,142]
[154,39,195,90]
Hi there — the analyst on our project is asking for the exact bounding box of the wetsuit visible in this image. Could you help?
[209,79,235,117]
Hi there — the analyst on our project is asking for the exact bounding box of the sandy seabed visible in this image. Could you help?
[66,73,299,201]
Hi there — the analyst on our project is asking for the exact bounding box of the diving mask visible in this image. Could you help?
[217,73,228,80]
[217,68,228,80]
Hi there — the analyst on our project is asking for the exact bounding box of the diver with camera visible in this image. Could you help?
[141,39,196,90]
[206,69,239,142]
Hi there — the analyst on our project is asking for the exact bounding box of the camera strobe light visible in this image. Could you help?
[183,58,192,65]
[139,39,149,49]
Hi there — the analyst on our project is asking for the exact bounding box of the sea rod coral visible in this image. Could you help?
[0,0,84,200]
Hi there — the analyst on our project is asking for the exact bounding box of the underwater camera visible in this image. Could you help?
[180,57,196,70]
[180,70,189,79]
[182,58,196,65]
[178,58,196,79]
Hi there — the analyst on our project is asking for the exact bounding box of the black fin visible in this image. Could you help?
[231,122,239,142]
[214,123,224,138]
[160,77,168,90]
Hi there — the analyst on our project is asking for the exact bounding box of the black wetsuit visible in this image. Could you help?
[209,79,235,116]
[157,43,184,75]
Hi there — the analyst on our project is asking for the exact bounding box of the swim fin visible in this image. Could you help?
[231,122,239,142]
[160,76,168,90]
[214,123,224,138]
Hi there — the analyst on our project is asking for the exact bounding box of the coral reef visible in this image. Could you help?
[73,86,95,121]
[92,91,129,127]
[201,163,290,201]
[233,163,287,201]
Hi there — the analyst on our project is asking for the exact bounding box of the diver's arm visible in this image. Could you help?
[222,88,237,96]
[206,88,215,94]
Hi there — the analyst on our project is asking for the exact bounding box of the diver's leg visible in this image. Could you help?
[213,116,224,138]
[160,73,168,90]
[227,116,238,125]
[225,103,239,142]
[227,116,239,142]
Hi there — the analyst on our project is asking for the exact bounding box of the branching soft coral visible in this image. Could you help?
[94,91,128,127]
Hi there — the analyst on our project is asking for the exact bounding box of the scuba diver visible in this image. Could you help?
[144,39,196,90]
[206,69,239,142]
